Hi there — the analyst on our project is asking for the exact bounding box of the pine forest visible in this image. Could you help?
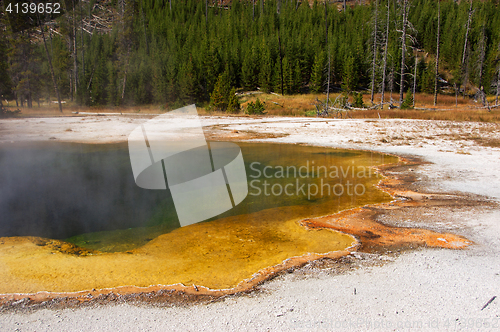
[0,0,500,112]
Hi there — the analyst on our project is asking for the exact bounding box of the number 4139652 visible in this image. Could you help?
[5,2,61,14]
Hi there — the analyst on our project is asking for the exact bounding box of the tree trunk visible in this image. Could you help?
[80,0,86,105]
[433,0,440,106]
[252,0,255,21]
[497,66,500,106]
[27,74,32,108]
[399,0,408,105]
[380,0,390,106]
[121,48,131,102]
[325,1,328,46]
[73,0,78,103]
[454,83,458,106]
[461,0,473,97]
[40,23,63,112]
[277,15,284,95]
[326,52,331,112]
[389,62,394,103]
[477,25,486,90]
[413,57,417,108]
[370,0,378,104]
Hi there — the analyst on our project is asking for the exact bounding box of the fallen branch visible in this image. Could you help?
[481,296,496,311]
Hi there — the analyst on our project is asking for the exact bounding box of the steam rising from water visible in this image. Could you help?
[0,142,178,239]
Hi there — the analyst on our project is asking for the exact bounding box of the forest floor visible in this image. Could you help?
[0,110,500,330]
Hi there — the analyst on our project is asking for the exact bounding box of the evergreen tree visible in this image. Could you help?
[178,56,199,105]
[309,51,325,93]
[342,55,358,92]
[227,88,241,113]
[0,35,12,112]
[420,61,435,94]
[400,89,414,109]
[209,71,231,111]
[259,46,273,93]
[241,46,259,91]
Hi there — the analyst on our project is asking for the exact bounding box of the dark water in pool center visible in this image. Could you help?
[0,141,397,252]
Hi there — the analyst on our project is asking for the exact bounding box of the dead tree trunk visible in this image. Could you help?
[389,62,395,104]
[461,0,473,97]
[326,52,331,112]
[325,0,328,46]
[252,0,255,21]
[121,48,130,102]
[380,0,390,106]
[413,57,417,107]
[433,0,440,106]
[477,25,486,90]
[370,0,378,104]
[39,22,63,112]
[277,18,284,95]
[454,83,458,106]
[497,64,500,106]
[72,0,78,103]
[399,0,408,105]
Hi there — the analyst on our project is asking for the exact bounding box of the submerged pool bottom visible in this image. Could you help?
[0,211,356,293]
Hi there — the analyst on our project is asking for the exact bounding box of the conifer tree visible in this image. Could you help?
[242,47,258,91]
[227,88,241,113]
[0,36,12,112]
[309,51,325,93]
[210,71,230,111]
[342,55,358,92]
[259,46,273,93]
[179,56,199,105]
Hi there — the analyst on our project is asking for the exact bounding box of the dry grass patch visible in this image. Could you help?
[348,109,500,122]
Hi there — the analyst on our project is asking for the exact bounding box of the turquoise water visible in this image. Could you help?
[0,141,396,252]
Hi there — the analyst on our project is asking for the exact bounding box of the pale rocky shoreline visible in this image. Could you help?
[1,115,499,331]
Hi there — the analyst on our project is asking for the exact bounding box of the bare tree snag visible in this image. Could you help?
[461,0,473,97]
[497,64,500,106]
[413,56,417,107]
[399,0,408,105]
[477,25,486,90]
[38,22,63,112]
[433,0,440,106]
[370,0,378,104]
[380,0,390,106]
[73,0,78,102]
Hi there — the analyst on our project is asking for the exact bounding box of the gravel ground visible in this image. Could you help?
[1,116,499,331]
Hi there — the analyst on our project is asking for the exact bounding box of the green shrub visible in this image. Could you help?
[352,92,365,108]
[245,98,265,115]
[400,91,414,109]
